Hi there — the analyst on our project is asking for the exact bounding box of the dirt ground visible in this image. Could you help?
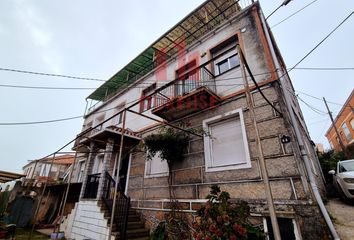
[4,228,49,240]
[325,198,354,240]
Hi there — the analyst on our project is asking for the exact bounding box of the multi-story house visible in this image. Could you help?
[62,0,337,239]
[325,89,354,152]
[23,154,75,183]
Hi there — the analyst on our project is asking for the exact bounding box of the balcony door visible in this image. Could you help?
[176,60,198,96]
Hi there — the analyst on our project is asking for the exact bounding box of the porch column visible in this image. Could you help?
[97,138,114,200]
[79,142,98,199]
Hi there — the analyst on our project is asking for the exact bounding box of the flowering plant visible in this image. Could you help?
[193,185,263,240]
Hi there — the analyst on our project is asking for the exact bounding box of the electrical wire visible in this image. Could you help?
[286,11,354,74]
[266,0,292,20]
[0,97,141,126]
[0,83,98,90]
[0,67,105,82]
[0,66,353,90]
[295,90,347,106]
[1,13,353,125]
[294,67,354,71]
[297,95,327,115]
[271,0,319,29]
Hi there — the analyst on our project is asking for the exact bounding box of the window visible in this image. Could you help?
[341,122,352,141]
[140,83,156,112]
[203,109,251,172]
[264,217,301,240]
[95,114,105,130]
[77,160,86,182]
[92,153,104,174]
[40,164,50,177]
[112,103,125,125]
[145,152,168,178]
[211,36,240,76]
[216,54,240,75]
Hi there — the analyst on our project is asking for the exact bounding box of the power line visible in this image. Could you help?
[0,67,105,82]
[0,83,98,90]
[0,97,141,126]
[266,0,293,20]
[295,90,350,107]
[1,13,353,124]
[271,0,319,29]
[297,95,327,115]
[0,67,352,90]
[286,11,354,73]
[0,115,84,125]
[294,67,354,71]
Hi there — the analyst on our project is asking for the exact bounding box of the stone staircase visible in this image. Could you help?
[99,200,150,240]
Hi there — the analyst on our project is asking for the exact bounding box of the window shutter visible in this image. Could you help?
[149,152,169,175]
[210,117,247,167]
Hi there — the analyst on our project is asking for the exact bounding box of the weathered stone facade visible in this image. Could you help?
[69,1,330,239]
[128,83,329,239]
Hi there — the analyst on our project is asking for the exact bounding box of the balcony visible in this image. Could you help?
[74,125,142,150]
[152,66,221,121]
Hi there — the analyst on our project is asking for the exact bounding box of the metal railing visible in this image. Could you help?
[83,173,100,199]
[104,171,116,200]
[154,66,216,109]
[102,171,130,240]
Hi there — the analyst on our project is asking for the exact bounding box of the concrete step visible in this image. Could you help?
[127,215,141,222]
[113,228,150,239]
[127,221,145,230]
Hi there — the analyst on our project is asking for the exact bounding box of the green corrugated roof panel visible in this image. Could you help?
[88,47,156,100]
[87,0,244,101]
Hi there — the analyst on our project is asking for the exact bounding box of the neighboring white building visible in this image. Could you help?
[23,154,75,182]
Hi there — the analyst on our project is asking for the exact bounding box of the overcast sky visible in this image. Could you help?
[0,0,353,173]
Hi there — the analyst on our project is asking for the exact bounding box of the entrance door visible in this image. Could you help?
[116,154,130,194]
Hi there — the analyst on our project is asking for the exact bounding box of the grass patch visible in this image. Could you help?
[13,228,49,240]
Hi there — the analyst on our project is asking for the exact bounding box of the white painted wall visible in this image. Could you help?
[81,11,270,134]
[62,200,114,240]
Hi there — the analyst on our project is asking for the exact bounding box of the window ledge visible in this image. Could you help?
[205,162,252,173]
[144,173,169,179]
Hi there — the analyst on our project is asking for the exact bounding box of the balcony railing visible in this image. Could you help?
[154,66,216,108]
[151,63,221,120]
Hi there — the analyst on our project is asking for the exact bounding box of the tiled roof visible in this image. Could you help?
[43,154,75,165]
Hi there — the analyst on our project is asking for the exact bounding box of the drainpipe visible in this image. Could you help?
[258,8,340,240]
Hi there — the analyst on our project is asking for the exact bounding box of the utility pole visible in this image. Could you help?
[323,97,345,151]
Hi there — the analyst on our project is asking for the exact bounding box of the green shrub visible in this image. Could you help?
[192,185,263,240]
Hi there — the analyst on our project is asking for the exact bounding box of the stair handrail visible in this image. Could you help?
[103,171,130,240]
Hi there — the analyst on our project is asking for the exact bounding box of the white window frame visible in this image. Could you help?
[203,108,251,172]
[77,160,86,182]
[144,152,169,178]
[263,218,301,240]
[341,122,352,141]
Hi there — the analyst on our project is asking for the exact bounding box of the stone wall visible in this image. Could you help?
[126,84,328,237]
[128,86,307,202]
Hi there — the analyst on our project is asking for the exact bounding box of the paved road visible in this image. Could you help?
[326,198,354,240]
